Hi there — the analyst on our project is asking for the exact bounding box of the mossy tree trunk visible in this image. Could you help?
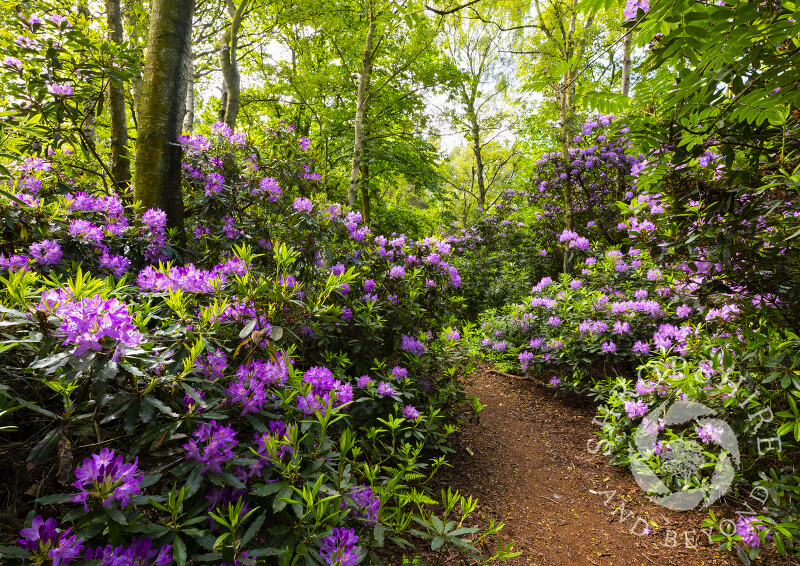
[106,0,131,191]
[133,0,194,241]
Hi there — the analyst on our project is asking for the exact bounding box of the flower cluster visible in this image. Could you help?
[18,516,83,566]
[320,527,359,566]
[183,420,239,474]
[57,295,142,357]
[225,358,289,415]
[71,449,144,512]
[297,366,353,415]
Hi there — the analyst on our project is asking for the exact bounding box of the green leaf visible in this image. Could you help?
[35,493,73,505]
[273,486,294,512]
[173,536,187,566]
[28,428,62,465]
[253,481,287,497]
[106,505,128,525]
[373,524,385,547]
[241,511,267,546]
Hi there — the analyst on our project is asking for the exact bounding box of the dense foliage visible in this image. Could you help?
[0,126,521,565]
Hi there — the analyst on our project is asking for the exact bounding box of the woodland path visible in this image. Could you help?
[424,370,793,566]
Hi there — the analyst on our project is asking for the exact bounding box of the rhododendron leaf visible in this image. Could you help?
[173,535,186,566]
[28,427,61,465]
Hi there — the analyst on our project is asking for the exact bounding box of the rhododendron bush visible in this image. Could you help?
[471,141,800,558]
[0,125,519,565]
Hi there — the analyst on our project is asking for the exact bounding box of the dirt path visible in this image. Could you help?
[428,371,790,566]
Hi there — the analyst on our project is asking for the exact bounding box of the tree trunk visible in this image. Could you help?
[218,82,228,123]
[106,0,131,191]
[134,0,194,240]
[360,160,371,225]
[219,0,248,130]
[621,30,632,96]
[183,42,194,132]
[472,121,485,209]
[347,17,376,209]
[78,2,96,151]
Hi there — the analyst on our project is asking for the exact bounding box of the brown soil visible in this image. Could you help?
[421,370,795,566]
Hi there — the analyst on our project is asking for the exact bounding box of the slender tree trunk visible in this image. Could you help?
[621,30,632,96]
[360,160,371,225]
[106,0,131,191]
[347,17,376,209]
[218,82,228,123]
[472,120,485,209]
[78,1,96,151]
[219,0,248,129]
[183,44,194,132]
[134,0,194,240]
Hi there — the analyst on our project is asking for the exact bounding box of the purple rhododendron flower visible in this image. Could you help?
[226,358,288,415]
[71,448,143,512]
[99,252,131,277]
[357,375,373,388]
[736,516,771,548]
[403,405,420,419]
[388,265,405,279]
[401,335,426,357]
[29,239,62,265]
[58,295,143,356]
[183,420,238,474]
[321,527,359,566]
[624,400,649,419]
[49,83,74,97]
[86,539,172,566]
[697,422,724,445]
[376,381,395,396]
[293,197,313,212]
[391,366,408,379]
[343,485,380,524]
[18,515,83,566]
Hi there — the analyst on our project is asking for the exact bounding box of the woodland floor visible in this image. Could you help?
[412,369,797,566]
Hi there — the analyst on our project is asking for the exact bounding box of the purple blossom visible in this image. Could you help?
[86,539,172,566]
[363,278,375,292]
[391,366,408,379]
[357,375,373,388]
[99,252,131,277]
[18,516,83,566]
[403,405,420,419]
[602,341,617,354]
[49,83,74,97]
[343,485,379,524]
[376,381,395,396]
[613,320,630,334]
[736,516,770,548]
[183,420,238,474]
[388,265,405,279]
[71,448,143,512]
[676,304,693,318]
[226,358,288,415]
[401,335,427,357]
[29,239,62,265]
[632,340,651,355]
[68,219,104,244]
[547,316,562,327]
[320,527,359,566]
[624,400,649,419]
[58,296,143,356]
[697,422,724,445]
[293,197,313,212]
[570,279,583,289]
[204,172,225,196]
